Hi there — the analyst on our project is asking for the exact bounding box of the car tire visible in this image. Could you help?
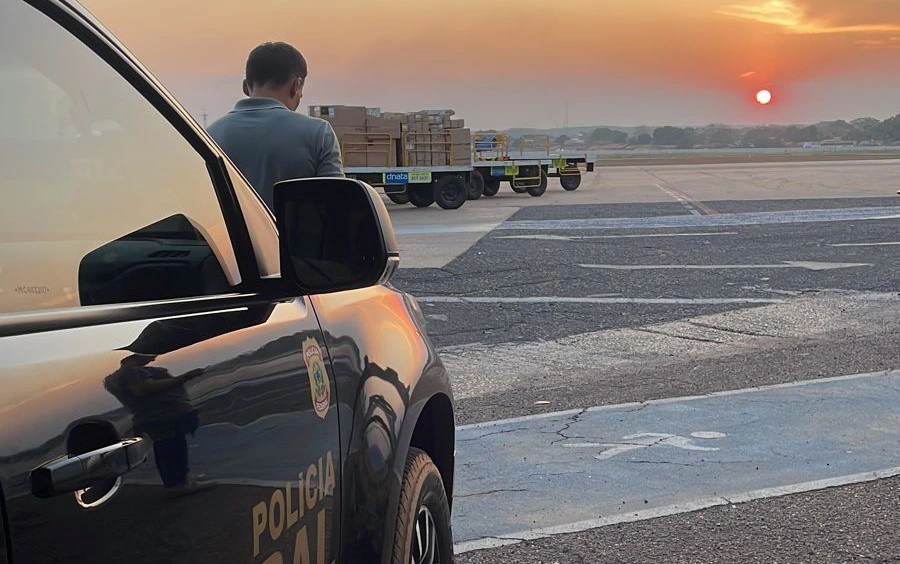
[434,175,467,210]
[408,186,435,208]
[387,192,410,205]
[527,169,548,197]
[559,171,582,191]
[510,179,528,194]
[467,170,485,200]
[482,176,500,197]
[391,448,454,564]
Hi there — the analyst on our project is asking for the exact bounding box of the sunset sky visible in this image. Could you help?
[80,0,900,130]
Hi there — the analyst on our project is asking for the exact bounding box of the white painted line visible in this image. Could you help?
[417,296,784,306]
[498,207,900,232]
[456,369,900,430]
[578,261,872,271]
[829,241,900,247]
[495,232,738,242]
[395,223,502,235]
[453,466,900,554]
[656,183,702,216]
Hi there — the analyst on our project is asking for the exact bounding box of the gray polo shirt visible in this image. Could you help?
[207,97,344,210]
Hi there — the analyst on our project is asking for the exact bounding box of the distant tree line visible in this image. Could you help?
[578,114,900,149]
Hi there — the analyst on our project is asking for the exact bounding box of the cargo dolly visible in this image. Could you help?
[340,130,474,210]
[468,134,597,198]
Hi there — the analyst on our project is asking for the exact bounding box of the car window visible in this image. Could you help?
[0,0,240,315]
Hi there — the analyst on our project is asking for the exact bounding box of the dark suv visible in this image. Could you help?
[0,1,455,562]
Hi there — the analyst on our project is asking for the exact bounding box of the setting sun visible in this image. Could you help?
[756,89,773,105]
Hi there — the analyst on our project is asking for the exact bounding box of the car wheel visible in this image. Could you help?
[559,170,582,191]
[510,179,528,193]
[434,175,467,210]
[408,186,435,208]
[387,191,410,205]
[482,176,500,197]
[391,448,453,564]
[467,170,485,200]
[527,169,548,197]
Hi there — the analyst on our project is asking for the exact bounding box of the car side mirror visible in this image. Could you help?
[273,177,399,294]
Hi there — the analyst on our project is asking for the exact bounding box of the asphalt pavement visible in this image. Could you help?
[386,161,900,563]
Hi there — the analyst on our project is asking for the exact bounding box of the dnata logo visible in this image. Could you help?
[384,171,409,184]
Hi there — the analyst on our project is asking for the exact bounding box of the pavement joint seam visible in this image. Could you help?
[686,321,780,338]
[633,327,727,344]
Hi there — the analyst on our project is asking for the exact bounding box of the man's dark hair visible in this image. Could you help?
[245,42,308,87]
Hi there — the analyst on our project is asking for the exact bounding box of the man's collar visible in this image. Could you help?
[233,97,289,112]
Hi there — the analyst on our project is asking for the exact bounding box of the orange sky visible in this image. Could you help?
[79,0,900,128]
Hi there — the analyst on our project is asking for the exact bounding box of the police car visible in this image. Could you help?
[0,1,456,562]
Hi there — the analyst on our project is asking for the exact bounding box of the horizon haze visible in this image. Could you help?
[80,0,900,130]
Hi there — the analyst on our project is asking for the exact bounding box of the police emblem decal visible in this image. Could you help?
[302,337,331,419]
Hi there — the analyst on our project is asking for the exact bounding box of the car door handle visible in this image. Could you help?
[30,437,150,498]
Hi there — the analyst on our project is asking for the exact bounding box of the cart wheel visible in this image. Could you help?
[387,191,410,205]
[434,175,467,210]
[560,171,582,191]
[467,170,485,200]
[483,177,501,197]
[527,169,548,197]
[510,179,528,194]
[408,186,435,208]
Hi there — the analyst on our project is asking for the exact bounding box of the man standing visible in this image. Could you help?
[208,42,343,211]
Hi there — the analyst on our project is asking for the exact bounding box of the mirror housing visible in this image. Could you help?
[273,177,399,294]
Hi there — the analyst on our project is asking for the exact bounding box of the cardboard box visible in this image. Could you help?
[343,152,367,167]
[433,132,451,149]
[366,107,382,117]
[337,129,370,168]
[363,134,397,167]
[421,109,455,118]
[309,105,367,126]
[452,144,471,161]
[449,119,465,129]
[449,128,471,145]
[431,153,448,166]
[332,126,367,149]
[367,153,389,167]
[365,116,402,138]
[406,152,427,167]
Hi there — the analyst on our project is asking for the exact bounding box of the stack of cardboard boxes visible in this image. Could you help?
[309,105,401,167]
[401,110,471,167]
[309,105,472,168]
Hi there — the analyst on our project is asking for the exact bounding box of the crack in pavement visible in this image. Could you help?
[550,408,589,445]
[687,321,781,338]
[457,427,530,442]
[544,470,590,477]
[456,488,528,499]
[633,327,727,344]
[770,447,818,465]
[618,460,700,467]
